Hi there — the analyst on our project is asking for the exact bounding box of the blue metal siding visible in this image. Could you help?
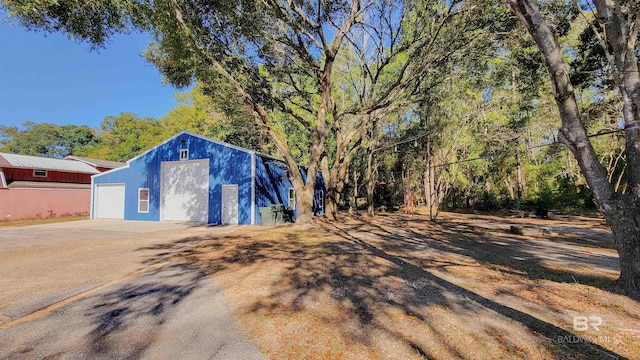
[93,132,324,225]
[93,133,252,224]
[255,155,294,212]
[254,155,325,224]
[92,150,161,221]
[313,171,326,215]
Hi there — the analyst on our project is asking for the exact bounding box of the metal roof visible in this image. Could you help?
[0,153,100,174]
[93,131,309,179]
[64,156,125,169]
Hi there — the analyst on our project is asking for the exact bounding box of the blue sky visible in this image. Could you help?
[0,15,180,130]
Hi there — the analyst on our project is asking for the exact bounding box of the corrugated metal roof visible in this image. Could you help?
[64,156,125,169]
[0,153,99,174]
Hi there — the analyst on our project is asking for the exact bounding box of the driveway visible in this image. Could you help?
[0,220,264,359]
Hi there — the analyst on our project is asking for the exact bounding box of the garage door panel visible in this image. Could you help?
[95,184,125,219]
[161,160,209,222]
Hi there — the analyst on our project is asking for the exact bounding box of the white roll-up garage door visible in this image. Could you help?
[94,184,125,219]
[161,159,209,222]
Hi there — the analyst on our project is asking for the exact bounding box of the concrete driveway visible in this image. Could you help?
[0,220,264,359]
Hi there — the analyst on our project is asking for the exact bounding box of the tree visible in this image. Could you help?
[500,0,640,294]
[0,122,97,157]
[58,124,100,156]
[0,126,18,151]
[3,0,492,223]
[160,84,268,151]
[86,113,163,161]
[140,0,375,223]
[320,0,492,219]
[2,122,62,156]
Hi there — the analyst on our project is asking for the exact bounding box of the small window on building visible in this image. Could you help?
[138,188,150,213]
[33,169,47,177]
[180,149,189,160]
[288,188,295,210]
[318,190,324,211]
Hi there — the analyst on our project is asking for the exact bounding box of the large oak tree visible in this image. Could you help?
[501,0,640,294]
[3,0,485,223]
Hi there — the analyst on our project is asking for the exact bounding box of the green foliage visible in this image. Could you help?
[1,0,149,49]
[85,112,162,162]
[159,84,273,155]
[2,0,629,217]
[0,122,98,157]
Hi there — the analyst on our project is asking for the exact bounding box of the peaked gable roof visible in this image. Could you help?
[125,131,255,164]
[93,131,256,178]
[92,131,306,179]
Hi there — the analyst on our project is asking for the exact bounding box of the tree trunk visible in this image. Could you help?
[424,137,436,221]
[503,0,640,294]
[425,164,433,220]
[505,177,515,200]
[321,113,370,220]
[592,0,640,293]
[324,182,340,221]
[367,149,375,216]
[322,139,362,220]
[516,151,524,199]
[609,205,640,292]
[295,183,315,224]
[351,167,359,214]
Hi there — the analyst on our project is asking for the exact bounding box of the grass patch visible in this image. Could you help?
[0,215,88,227]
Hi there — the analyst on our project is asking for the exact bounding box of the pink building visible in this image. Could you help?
[0,153,123,220]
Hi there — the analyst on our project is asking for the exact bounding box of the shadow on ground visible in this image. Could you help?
[0,263,264,359]
[82,264,206,358]
[134,213,635,359]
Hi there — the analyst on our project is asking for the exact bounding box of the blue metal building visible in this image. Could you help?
[91,131,324,224]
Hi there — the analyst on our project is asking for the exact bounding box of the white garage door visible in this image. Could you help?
[161,159,209,222]
[94,184,125,219]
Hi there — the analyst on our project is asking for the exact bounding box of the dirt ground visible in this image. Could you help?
[144,211,639,359]
[0,220,234,327]
[0,215,88,227]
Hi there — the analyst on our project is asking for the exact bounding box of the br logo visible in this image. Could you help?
[573,316,602,331]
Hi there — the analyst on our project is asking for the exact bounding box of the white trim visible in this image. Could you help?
[159,162,164,222]
[90,176,95,219]
[93,131,257,181]
[160,159,210,222]
[126,131,253,166]
[0,168,7,188]
[221,184,239,225]
[251,153,256,225]
[179,149,189,160]
[93,183,126,219]
[92,164,129,179]
[184,131,254,155]
[318,190,324,211]
[288,187,295,210]
[138,188,150,213]
[254,151,285,163]
[124,134,183,165]
[33,169,47,177]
